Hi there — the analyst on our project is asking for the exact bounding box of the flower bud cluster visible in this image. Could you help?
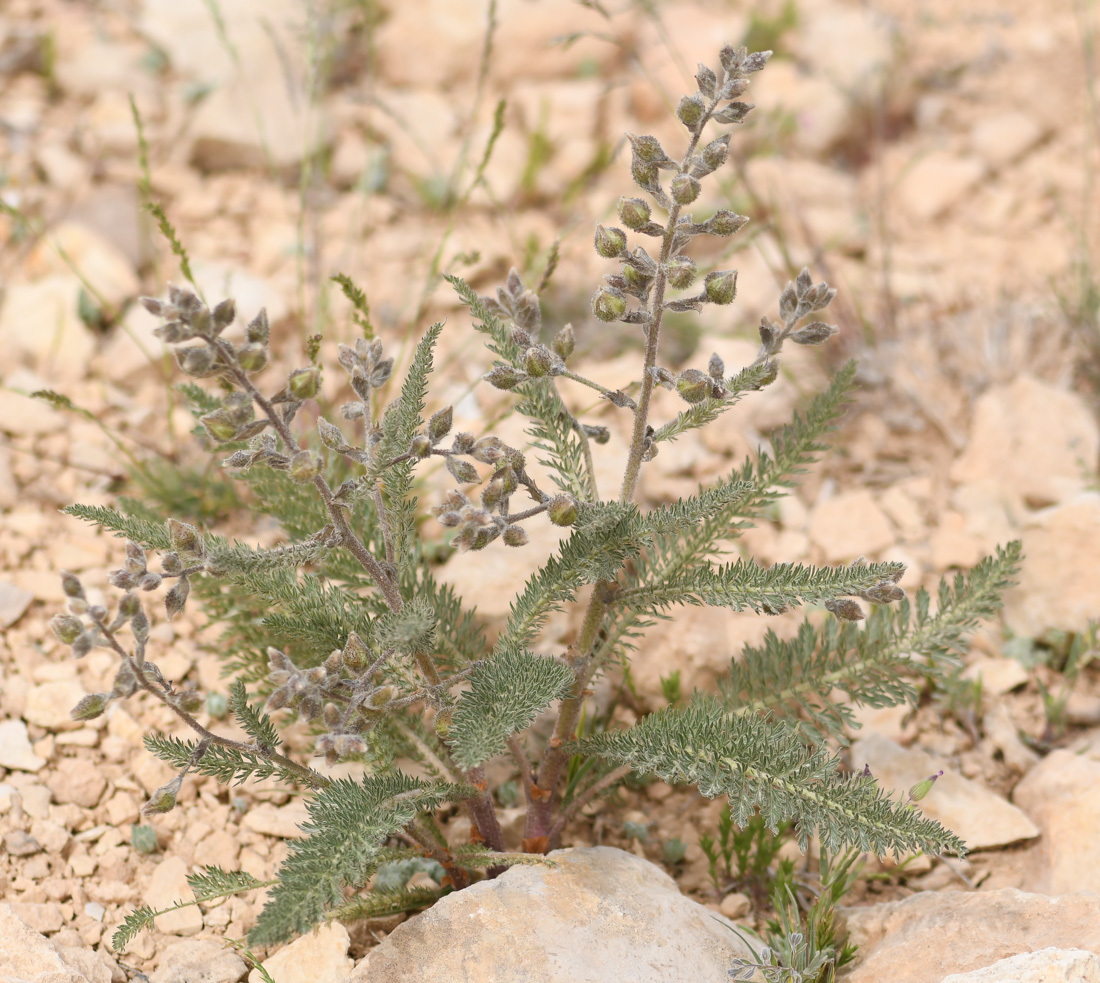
[650,352,731,405]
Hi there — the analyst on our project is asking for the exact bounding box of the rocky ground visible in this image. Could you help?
[1,0,1100,981]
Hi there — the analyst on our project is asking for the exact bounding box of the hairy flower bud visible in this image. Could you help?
[143,775,183,816]
[176,345,218,377]
[664,257,698,290]
[908,770,943,802]
[503,524,529,547]
[710,210,749,236]
[410,434,432,458]
[524,345,554,378]
[289,367,322,401]
[825,598,865,622]
[670,174,701,204]
[707,353,725,380]
[548,494,578,527]
[790,321,838,346]
[594,224,628,259]
[485,365,527,391]
[552,324,575,361]
[246,308,270,344]
[701,135,731,171]
[676,93,706,130]
[289,450,322,483]
[200,410,238,442]
[592,286,628,322]
[428,406,453,443]
[51,613,84,644]
[237,342,269,372]
[341,632,369,672]
[618,196,651,230]
[704,270,738,305]
[433,707,453,738]
[71,692,109,721]
[628,133,670,163]
[676,369,711,404]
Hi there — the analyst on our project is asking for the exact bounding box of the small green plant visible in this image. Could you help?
[700,808,791,907]
[46,42,1021,954]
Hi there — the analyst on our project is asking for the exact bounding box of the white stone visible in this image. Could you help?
[0,718,46,772]
[0,902,113,982]
[0,578,34,627]
[145,856,203,935]
[153,939,249,983]
[1013,748,1100,894]
[842,889,1100,983]
[950,376,1099,509]
[808,489,895,562]
[968,111,1045,171]
[343,847,752,983]
[939,948,1100,983]
[23,679,89,731]
[250,922,353,983]
[26,220,139,312]
[241,801,309,839]
[897,152,987,222]
[851,733,1038,850]
[961,657,1029,695]
[1004,493,1100,637]
[0,278,96,382]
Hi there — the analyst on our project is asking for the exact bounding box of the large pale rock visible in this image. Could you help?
[343,847,753,983]
[851,733,1038,850]
[1004,493,1100,636]
[0,578,34,627]
[0,902,112,982]
[968,111,1046,171]
[1013,748,1100,894]
[0,277,97,381]
[249,922,352,983]
[241,801,309,839]
[146,856,203,935]
[940,948,1100,983]
[950,376,1099,509]
[0,719,46,771]
[794,4,896,95]
[152,939,249,983]
[897,152,986,222]
[24,679,89,731]
[26,220,140,312]
[47,757,107,808]
[809,489,896,562]
[842,889,1100,983]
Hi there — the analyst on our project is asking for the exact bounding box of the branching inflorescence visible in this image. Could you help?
[50,43,1020,951]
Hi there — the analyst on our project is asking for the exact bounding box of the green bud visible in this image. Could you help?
[289,450,322,483]
[628,133,669,163]
[710,210,749,236]
[143,776,183,816]
[485,365,527,390]
[433,707,453,737]
[428,406,453,443]
[676,93,706,130]
[908,770,943,802]
[594,224,628,259]
[552,324,575,360]
[702,135,730,171]
[176,345,218,377]
[548,494,578,527]
[289,367,322,401]
[676,369,711,404]
[167,519,204,559]
[370,685,394,707]
[71,693,109,721]
[503,525,529,547]
[670,174,701,205]
[200,410,239,442]
[51,613,84,644]
[61,571,84,599]
[246,309,270,344]
[622,263,654,293]
[237,342,269,372]
[592,286,628,322]
[411,434,432,458]
[342,631,369,672]
[177,691,203,713]
[704,270,738,305]
[525,346,554,378]
[665,258,698,290]
[631,159,660,190]
[618,196,651,230]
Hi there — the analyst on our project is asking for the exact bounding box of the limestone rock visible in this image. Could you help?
[343,847,752,983]
[0,718,46,771]
[24,679,89,731]
[25,221,139,314]
[146,856,203,935]
[897,152,987,222]
[950,376,1099,509]
[47,756,108,808]
[961,657,1029,695]
[0,902,111,982]
[0,578,34,628]
[241,801,309,839]
[1013,748,1100,894]
[0,278,97,382]
[939,948,1100,983]
[968,111,1046,171]
[249,922,352,983]
[152,939,249,983]
[794,4,897,95]
[842,889,1100,983]
[851,733,1038,850]
[1004,493,1100,636]
[808,489,896,562]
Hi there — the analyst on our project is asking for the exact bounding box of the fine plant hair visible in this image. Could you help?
[46,44,1022,952]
